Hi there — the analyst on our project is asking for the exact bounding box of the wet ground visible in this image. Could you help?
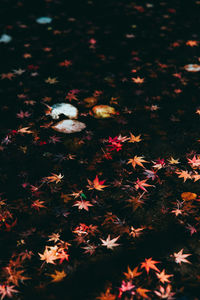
[1,0,200,299]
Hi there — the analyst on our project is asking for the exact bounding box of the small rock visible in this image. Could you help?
[0,34,12,43]
[46,103,78,120]
[36,17,52,24]
[52,120,86,133]
[184,64,200,72]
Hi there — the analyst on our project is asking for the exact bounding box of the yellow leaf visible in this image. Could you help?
[49,270,67,282]
[181,192,197,201]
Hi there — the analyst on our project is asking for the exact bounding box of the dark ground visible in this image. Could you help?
[1,0,200,299]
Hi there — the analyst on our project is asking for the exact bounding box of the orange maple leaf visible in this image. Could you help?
[127,155,148,169]
[141,257,160,273]
[17,127,33,134]
[131,77,145,84]
[6,269,30,286]
[175,170,191,182]
[44,173,64,184]
[124,266,142,280]
[136,287,150,299]
[156,269,173,283]
[128,133,142,143]
[97,287,116,300]
[186,40,198,47]
[38,246,59,264]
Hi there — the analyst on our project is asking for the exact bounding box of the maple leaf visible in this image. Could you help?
[6,257,21,270]
[131,76,144,84]
[19,250,34,261]
[87,175,108,191]
[0,285,18,300]
[150,104,160,111]
[156,269,173,283]
[171,208,183,216]
[127,155,148,169]
[187,155,200,168]
[69,190,83,198]
[154,285,176,299]
[44,173,64,184]
[45,77,58,84]
[141,258,160,273]
[40,121,54,129]
[49,270,67,282]
[186,40,198,47]
[73,200,93,211]
[38,246,59,264]
[102,212,119,225]
[126,195,144,211]
[143,169,158,181]
[168,157,180,164]
[192,171,200,182]
[186,224,197,235]
[118,281,135,298]
[24,100,36,105]
[175,170,191,182]
[81,244,97,255]
[174,88,182,94]
[134,178,153,192]
[43,47,52,52]
[17,127,33,134]
[152,158,165,169]
[66,92,78,101]
[18,94,28,101]
[49,136,61,144]
[173,249,191,264]
[48,233,60,243]
[6,269,30,286]
[107,137,123,152]
[16,111,31,118]
[128,133,142,143]
[60,193,72,203]
[100,235,120,250]
[1,73,15,80]
[136,287,150,299]
[117,134,129,142]
[4,219,17,232]
[173,72,182,78]
[123,266,142,280]
[23,53,32,58]
[31,200,46,211]
[57,249,69,264]
[97,288,116,300]
[129,226,145,238]
[59,60,72,67]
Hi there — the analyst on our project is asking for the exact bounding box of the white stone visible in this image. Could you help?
[52,120,86,133]
[48,103,78,119]
[184,64,200,72]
